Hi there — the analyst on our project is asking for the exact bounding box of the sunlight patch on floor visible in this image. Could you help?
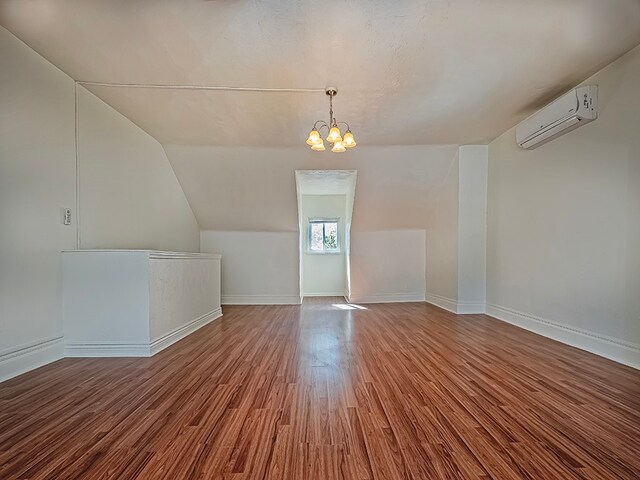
[332,303,368,310]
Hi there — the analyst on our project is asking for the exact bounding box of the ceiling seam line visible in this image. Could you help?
[75,81,326,93]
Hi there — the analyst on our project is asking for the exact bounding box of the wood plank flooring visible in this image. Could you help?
[1,298,639,479]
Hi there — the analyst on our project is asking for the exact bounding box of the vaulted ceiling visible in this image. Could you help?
[2,0,640,147]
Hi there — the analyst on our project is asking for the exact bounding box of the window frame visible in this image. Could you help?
[307,218,341,255]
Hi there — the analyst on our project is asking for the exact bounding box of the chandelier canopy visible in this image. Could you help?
[306,88,356,153]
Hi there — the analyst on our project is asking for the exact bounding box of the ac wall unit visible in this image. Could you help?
[516,86,598,150]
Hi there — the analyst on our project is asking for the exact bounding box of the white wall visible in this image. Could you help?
[426,146,488,313]
[200,231,301,304]
[0,27,200,381]
[486,44,640,368]
[201,228,427,305]
[0,27,75,380]
[457,146,488,313]
[148,255,221,343]
[175,146,458,304]
[426,153,460,311]
[300,195,346,296]
[344,175,357,299]
[350,230,426,303]
[62,251,221,356]
[63,251,150,346]
[77,86,199,251]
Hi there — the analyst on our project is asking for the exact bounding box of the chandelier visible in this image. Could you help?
[306,88,356,153]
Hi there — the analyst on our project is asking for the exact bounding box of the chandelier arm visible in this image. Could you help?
[313,120,329,131]
[336,121,351,131]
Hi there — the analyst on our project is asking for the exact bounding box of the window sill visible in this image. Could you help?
[305,250,342,256]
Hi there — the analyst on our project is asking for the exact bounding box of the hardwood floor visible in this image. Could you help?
[1,299,639,479]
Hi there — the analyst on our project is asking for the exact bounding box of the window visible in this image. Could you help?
[308,219,340,253]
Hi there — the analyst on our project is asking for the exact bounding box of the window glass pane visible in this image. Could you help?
[310,223,324,251]
[324,222,338,250]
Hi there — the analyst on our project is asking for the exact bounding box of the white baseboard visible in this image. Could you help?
[302,292,345,297]
[349,292,426,304]
[425,292,486,314]
[64,308,223,358]
[64,342,151,357]
[150,307,222,355]
[456,302,486,314]
[486,304,640,370]
[425,292,458,313]
[0,336,64,383]
[222,295,302,305]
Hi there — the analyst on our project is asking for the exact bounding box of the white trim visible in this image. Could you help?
[425,293,486,314]
[64,308,223,358]
[302,292,346,297]
[62,249,221,260]
[150,307,222,355]
[222,295,302,305]
[64,343,151,357]
[149,252,221,260]
[349,293,426,304]
[304,251,343,255]
[0,336,64,383]
[486,304,640,370]
[456,302,486,314]
[425,292,459,313]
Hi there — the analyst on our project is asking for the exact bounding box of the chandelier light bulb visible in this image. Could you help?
[327,126,342,144]
[343,131,356,148]
[306,129,321,146]
[331,141,346,153]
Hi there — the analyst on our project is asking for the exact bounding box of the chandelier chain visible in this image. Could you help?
[329,93,334,126]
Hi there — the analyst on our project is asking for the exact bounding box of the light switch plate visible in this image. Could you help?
[62,208,72,225]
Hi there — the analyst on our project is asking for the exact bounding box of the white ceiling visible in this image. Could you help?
[2,0,640,147]
[295,170,357,196]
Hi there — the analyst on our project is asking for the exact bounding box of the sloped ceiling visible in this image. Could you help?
[2,0,640,146]
[163,145,458,231]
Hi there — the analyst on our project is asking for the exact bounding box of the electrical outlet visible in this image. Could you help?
[61,208,72,225]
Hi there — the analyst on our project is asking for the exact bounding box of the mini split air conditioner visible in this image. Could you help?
[516,86,598,150]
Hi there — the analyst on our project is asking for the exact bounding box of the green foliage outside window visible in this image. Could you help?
[309,221,339,252]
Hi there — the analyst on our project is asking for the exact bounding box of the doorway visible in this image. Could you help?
[295,170,357,300]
